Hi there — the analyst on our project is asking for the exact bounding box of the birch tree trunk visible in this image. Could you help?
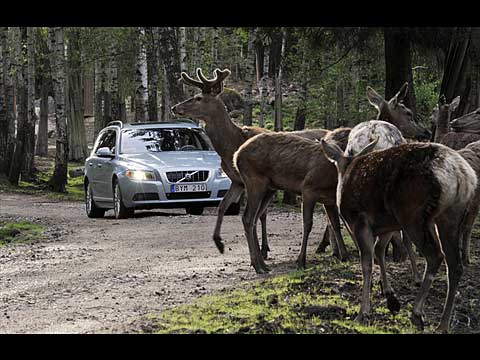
[179,26,187,95]
[35,28,50,157]
[146,27,159,122]
[135,27,148,122]
[8,27,28,185]
[48,27,68,192]
[274,28,286,132]
[93,58,107,140]
[211,27,218,69]
[0,27,14,177]
[21,26,36,181]
[67,28,88,161]
[258,40,269,128]
[243,27,256,126]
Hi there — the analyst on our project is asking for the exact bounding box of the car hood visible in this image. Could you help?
[118,151,221,170]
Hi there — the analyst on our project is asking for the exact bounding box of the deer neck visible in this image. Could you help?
[203,104,245,159]
[434,109,450,142]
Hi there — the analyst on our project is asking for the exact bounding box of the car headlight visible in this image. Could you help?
[125,170,156,181]
[217,168,228,178]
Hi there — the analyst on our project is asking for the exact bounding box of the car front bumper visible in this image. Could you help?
[116,172,231,209]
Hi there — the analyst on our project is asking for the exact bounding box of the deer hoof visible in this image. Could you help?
[386,293,401,314]
[411,313,425,331]
[435,324,449,334]
[261,247,269,260]
[213,235,225,254]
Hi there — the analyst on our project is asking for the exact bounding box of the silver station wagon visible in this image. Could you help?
[84,119,235,219]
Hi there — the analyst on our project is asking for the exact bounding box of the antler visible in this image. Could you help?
[180,68,231,95]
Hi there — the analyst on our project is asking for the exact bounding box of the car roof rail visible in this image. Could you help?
[107,121,123,128]
[174,118,198,125]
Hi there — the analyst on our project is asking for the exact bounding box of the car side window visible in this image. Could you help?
[93,130,117,155]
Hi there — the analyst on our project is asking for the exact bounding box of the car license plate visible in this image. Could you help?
[170,183,207,192]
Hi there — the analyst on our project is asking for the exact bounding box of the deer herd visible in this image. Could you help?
[171,68,480,333]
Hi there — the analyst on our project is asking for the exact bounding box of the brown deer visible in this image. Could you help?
[344,120,422,288]
[233,130,351,273]
[321,139,477,333]
[171,68,349,272]
[433,95,480,149]
[366,83,431,141]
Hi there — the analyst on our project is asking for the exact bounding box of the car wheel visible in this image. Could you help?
[85,183,105,218]
[186,206,204,216]
[225,202,241,216]
[113,179,134,219]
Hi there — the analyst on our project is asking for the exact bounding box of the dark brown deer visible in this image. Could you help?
[321,140,477,333]
[366,83,431,141]
[433,95,480,150]
[171,68,349,272]
[233,131,350,273]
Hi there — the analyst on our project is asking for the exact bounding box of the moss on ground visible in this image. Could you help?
[143,253,420,334]
[0,221,44,246]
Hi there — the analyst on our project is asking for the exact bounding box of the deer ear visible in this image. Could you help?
[321,140,344,164]
[450,96,461,112]
[366,86,384,110]
[394,82,409,103]
[356,137,379,157]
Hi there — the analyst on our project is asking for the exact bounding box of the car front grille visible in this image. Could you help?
[166,191,211,200]
[166,170,209,183]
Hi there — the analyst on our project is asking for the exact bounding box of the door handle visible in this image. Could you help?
[88,162,93,167]
[97,164,103,168]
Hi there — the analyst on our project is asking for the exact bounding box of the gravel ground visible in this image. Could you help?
[0,191,328,333]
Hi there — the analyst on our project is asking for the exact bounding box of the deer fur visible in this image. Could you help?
[367,83,431,141]
[344,120,422,290]
[233,129,350,273]
[433,96,480,150]
[171,68,348,271]
[322,140,477,333]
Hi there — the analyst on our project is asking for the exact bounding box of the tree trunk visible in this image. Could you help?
[274,28,286,132]
[135,27,148,122]
[83,65,94,117]
[179,27,187,95]
[21,26,36,181]
[258,40,269,128]
[67,28,88,162]
[384,27,417,116]
[93,58,107,140]
[439,27,473,118]
[211,27,219,69]
[48,27,68,193]
[146,27,159,122]
[35,80,49,157]
[8,27,28,185]
[158,27,184,111]
[243,28,256,126]
[0,27,14,177]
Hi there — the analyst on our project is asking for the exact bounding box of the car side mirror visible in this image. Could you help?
[96,147,114,158]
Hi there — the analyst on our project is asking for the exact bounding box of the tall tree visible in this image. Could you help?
[0,27,15,178]
[8,27,28,185]
[243,27,256,126]
[134,27,148,122]
[146,27,159,122]
[48,27,68,192]
[384,27,417,116]
[274,27,287,132]
[66,28,88,161]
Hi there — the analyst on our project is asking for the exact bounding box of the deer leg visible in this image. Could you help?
[461,199,479,265]
[403,221,444,331]
[256,190,276,260]
[213,182,244,254]
[324,204,349,262]
[401,231,422,286]
[316,225,331,254]
[375,232,401,314]
[391,231,408,263]
[242,182,271,274]
[352,215,375,324]
[296,194,317,270]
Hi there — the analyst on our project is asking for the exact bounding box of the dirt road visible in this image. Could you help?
[0,192,328,333]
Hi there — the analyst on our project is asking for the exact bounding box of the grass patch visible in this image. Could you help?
[0,161,85,202]
[142,255,420,334]
[0,221,44,246]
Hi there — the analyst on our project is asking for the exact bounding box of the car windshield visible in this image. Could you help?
[120,127,214,154]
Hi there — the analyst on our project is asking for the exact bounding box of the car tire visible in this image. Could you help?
[113,179,134,219]
[225,202,241,216]
[85,182,105,218]
[186,206,204,216]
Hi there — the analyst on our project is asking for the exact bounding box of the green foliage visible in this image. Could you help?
[413,66,441,124]
[0,221,44,246]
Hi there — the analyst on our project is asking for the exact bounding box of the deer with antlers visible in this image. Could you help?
[171,68,350,273]
[321,138,477,333]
